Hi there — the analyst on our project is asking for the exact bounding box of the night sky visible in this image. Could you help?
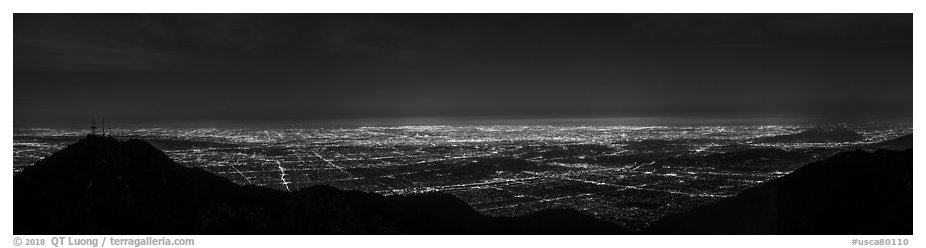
[14,14,912,127]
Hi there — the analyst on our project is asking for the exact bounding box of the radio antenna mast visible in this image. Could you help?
[90,118,98,135]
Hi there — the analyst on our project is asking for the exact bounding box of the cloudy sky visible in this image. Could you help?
[14,14,912,127]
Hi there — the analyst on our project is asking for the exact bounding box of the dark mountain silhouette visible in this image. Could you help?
[658,148,813,171]
[868,134,913,151]
[14,135,626,234]
[755,127,865,143]
[643,148,912,234]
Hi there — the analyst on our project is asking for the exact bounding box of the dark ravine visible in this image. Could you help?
[14,135,913,234]
[14,135,626,234]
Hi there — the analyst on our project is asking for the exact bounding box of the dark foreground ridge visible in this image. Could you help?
[868,134,913,151]
[644,147,912,234]
[14,135,626,234]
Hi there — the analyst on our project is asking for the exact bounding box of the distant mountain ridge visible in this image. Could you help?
[755,127,865,143]
[14,135,625,234]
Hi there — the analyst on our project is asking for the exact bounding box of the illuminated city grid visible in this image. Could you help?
[13,124,911,230]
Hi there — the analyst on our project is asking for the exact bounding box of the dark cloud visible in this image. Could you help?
[14,14,912,127]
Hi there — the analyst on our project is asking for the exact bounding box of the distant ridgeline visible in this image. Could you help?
[14,134,912,234]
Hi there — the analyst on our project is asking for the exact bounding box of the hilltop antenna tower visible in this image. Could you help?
[90,118,98,135]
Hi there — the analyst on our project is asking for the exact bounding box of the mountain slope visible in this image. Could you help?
[868,134,913,151]
[643,148,912,234]
[14,135,626,234]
